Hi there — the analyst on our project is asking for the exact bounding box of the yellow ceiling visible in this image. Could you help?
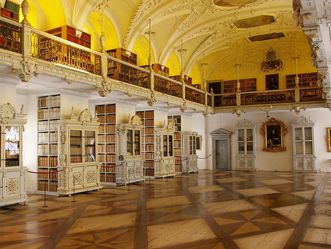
[15,0,315,84]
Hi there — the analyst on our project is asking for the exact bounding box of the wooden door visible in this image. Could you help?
[215,140,229,170]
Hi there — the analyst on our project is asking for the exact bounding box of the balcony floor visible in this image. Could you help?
[0,170,330,249]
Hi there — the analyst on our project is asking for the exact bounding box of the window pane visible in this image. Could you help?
[305,142,313,154]
[238,142,245,154]
[238,129,244,141]
[295,128,302,141]
[296,142,303,154]
[247,142,253,154]
[247,129,253,141]
[305,127,312,140]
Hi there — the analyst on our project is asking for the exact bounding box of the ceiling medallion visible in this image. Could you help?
[261,48,284,73]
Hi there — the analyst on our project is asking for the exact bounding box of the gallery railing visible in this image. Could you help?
[299,87,324,101]
[213,93,236,107]
[185,85,206,105]
[0,16,21,54]
[241,89,295,105]
[31,29,102,75]
[154,74,182,98]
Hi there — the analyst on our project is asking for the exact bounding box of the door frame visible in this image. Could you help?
[210,128,232,170]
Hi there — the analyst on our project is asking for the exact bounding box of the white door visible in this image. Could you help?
[215,140,230,170]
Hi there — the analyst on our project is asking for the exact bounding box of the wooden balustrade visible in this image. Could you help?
[185,86,205,105]
[31,30,101,75]
[241,89,295,105]
[0,17,21,53]
[300,87,323,101]
[154,75,182,98]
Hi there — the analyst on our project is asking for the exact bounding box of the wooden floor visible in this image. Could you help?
[1,170,331,249]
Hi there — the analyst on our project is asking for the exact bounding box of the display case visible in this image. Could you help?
[154,121,175,178]
[182,131,198,173]
[0,103,27,207]
[116,115,144,185]
[57,109,101,195]
[292,116,316,171]
[236,119,256,171]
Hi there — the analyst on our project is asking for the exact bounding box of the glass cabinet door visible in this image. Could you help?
[294,127,313,155]
[163,135,168,157]
[169,135,173,157]
[134,130,140,156]
[70,130,82,163]
[127,129,133,156]
[85,131,96,162]
[237,128,255,155]
[4,126,20,167]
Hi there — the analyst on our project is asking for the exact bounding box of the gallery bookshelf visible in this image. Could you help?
[168,115,182,174]
[45,25,91,48]
[37,94,61,192]
[1,1,19,22]
[106,48,138,84]
[95,104,117,184]
[136,110,155,177]
[223,78,257,93]
[286,73,318,88]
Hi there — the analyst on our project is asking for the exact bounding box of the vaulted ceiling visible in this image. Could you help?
[11,0,315,83]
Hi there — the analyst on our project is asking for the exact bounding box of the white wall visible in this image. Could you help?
[191,113,208,170]
[116,103,136,124]
[207,108,331,172]
[154,109,168,128]
[18,93,38,192]
[0,83,17,106]
[61,93,89,118]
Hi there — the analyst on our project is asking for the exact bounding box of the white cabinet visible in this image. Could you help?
[292,117,316,171]
[0,103,27,207]
[154,121,176,178]
[236,120,256,171]
[116,115,144,185]
[182,132,198,173]
[57,109,101,195]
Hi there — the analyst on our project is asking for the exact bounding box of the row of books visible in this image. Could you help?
[70,155,82,163]
[98,144,116,153]
[38,120,60,131]
[38,95,61,108]
[98,154,116,163]
[38,132,58,144]
[38,108,61,120]
[38,180,58,192]
[97,115,116,124]
[95,104,116,114]
[38,156,58,167]
[98,134,115,143]
[100,165,116,173]
[38,169,58,180]
[70,147,82,155]
[38,144,58,155]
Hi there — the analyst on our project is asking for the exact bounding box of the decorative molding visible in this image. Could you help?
[294,116,314,126]
[6,178,18,194]
[0,103,16,123]
[97,79,112,97]
[78,109,93,125]
[19,59,37,82]
[129,114,142,126]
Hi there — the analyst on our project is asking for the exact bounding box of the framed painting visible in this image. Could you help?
[327,128,331,152]
[261,118,287,152]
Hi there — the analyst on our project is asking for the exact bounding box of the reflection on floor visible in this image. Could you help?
[0,170,330,249]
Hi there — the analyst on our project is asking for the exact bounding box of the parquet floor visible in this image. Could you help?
[0,170,331,249]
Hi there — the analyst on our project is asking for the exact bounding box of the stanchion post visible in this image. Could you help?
[72,175,76,203]
[43,171,48,207]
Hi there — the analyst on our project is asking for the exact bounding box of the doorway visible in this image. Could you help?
[210,128,232,171]
[215,139,230,170]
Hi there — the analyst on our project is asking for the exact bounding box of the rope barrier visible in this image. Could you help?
[197,154,212,160]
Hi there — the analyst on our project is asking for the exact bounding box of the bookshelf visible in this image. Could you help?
[0,19,21,53]
[136,110,155,177]
[37,94,61,193]
[1,1,19,22]
[46,25,91,48]
[286,72,318,88]
[223,78,256,93]
[168,115,182,174]
[0,103,27,207]
[95,104,117,184]
[116,115,144,185]
[106,48,138,84]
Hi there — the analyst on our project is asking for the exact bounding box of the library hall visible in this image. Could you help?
[1,0,331,248]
